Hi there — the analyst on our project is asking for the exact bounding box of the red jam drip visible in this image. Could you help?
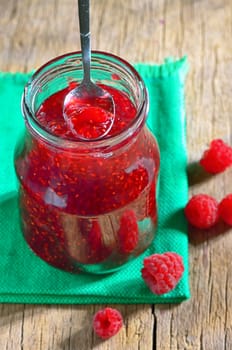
[16,85,159,273]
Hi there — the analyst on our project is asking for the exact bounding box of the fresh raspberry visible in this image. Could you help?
[200,139,232,174]
[184,194,219,229]
[118,209,139,253]
[219,194,232,225]
[141,252,184,295]
[93,307,123,339]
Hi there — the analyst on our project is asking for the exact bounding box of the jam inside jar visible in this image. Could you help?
[14,51,160,274]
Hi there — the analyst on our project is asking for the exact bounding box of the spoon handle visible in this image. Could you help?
[78,0,91,84]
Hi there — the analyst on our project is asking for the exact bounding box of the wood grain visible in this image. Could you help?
[0,0,232,349]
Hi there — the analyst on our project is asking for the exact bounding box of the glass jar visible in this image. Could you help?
[14,51,160,274]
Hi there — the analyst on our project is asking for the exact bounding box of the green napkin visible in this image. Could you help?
[0,58,190,304]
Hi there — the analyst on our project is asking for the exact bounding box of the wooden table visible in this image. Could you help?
[0,0,232,349]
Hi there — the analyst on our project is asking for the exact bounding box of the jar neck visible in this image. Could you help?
[22,51,149,153]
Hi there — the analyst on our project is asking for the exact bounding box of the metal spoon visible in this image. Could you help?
[63,0,115,140]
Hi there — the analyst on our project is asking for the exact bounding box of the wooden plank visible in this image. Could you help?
[0,304,154,350]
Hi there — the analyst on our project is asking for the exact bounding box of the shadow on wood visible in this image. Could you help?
[188,220,231,245]
[187,161,213,186]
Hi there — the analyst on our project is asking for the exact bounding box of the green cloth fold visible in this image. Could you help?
[0,58,190,304]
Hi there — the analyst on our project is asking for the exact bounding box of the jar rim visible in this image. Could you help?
[22,51,149,150]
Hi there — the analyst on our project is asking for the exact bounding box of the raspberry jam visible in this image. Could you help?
[15,52,160,274]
